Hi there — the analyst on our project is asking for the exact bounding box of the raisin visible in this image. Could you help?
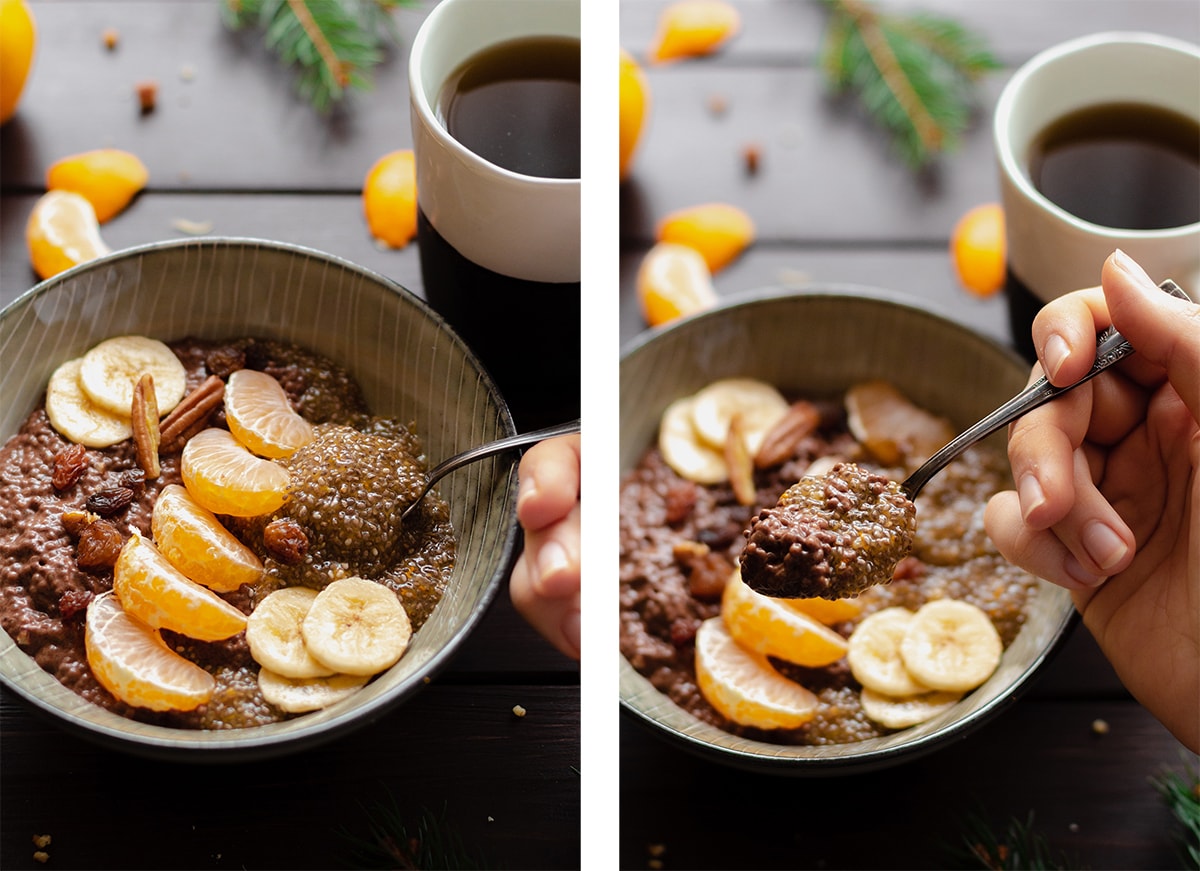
[118,468,146,494]
[263,518,309,565]
[61,510,99,537]
[77,520,124,569]
[58,589,94,620]
[206,346,246,379]
[51,443,89,491]
[86,486,134,517]
[662,480,697,525]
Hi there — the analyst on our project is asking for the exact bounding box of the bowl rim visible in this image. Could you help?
[618,283,1078,774]
[0,236,518,760]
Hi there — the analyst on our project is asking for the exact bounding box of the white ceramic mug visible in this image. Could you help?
[994,32,1200,303]
[408,0,581,430]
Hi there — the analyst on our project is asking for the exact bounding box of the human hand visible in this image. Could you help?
[984,250,1199,751]
[509,434,581,660]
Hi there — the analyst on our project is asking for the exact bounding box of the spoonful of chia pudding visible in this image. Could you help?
[739,278,1189,601]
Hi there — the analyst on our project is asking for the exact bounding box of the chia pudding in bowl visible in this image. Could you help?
[619,289,1075,774]
[0,239,519,760]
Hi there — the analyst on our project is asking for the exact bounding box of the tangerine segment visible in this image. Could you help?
[783,596,864,626]
[951,203,1006,297]
[657,203,755,273]
[363,149,417,249]
[0,0,36,124]
[180,428,290,517]
[649,0,741,64]
[619,47,649,181]
[114,534,248,641]
[695,616,817,730]
[722,570,849,667]
[85,592,216,712]
[45,148,149,223]
[151,484,264,593]
[25,189,111,280]
[224,368,314,459]
[636,241,718,327]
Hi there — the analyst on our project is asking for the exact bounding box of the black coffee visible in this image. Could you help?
[417,209,580,432]
[1028,102,1200,230]
[437,35,581,179]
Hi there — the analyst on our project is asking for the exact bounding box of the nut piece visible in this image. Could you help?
[754,400,820,469]
[131,373,161,479]
[159,375,225,452]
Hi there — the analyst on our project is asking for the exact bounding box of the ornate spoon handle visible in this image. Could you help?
[902,279,1189,499]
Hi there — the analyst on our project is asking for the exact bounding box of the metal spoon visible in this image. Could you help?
[400,418,581,521]
[901,278,1188,499]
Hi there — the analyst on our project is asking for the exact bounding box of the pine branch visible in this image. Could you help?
[818,0,1001,167]
[943,810,1084,870]
[339,794,489,870]
[1152,762,1200,870]
[221,0,412,112]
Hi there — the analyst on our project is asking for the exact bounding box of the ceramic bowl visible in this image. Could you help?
[619,287,1076,774]
[0,238,519,760]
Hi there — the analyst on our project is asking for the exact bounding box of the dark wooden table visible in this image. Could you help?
[0,3,579,869]
[619,2,1199,869]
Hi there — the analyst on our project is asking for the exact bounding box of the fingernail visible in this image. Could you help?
[517,473,537,511]
[1018,474,1045,522]
[1064,554,1106,588]
[1112,248,1155,289]
[1082,520,1129,572]
[1042,332,1071,382]
[537,541,572,592]
[561,609,581,658]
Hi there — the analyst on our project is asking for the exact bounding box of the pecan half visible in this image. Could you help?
[159,375,225,452]
[754,400,820,469]
[131,373,161,478]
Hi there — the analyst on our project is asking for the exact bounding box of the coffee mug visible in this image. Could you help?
[994,32,1200,304]
[409,0,581,430]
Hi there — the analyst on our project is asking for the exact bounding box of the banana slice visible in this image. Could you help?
[300,577,412,676]
[860,687,962,729]
[900,599,1002,692]
[246,587,337,679]
[44,356,132,447]
[658,395,727,484]
[845,380,956,466]
[846,607,931,697]
[79,335,188,416]
[257,667,369,713]
[690,377,789,455]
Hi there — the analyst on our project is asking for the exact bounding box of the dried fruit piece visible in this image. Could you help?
[113,533,247,642]
[26,190,111,281]
[262,518,309,565]
[51,443,89,490]
[656,202,755,273]
[649,0,741,64]
[694,616,817,730]
[45,148,149,223]
[636,241,718,327]
[180,428,289,517]
[951,203,1005,297]
[85,591,216,712]
[363,149,417,249]
[76,519,124,570]
[86,486,134,517]
[223,368,314,458]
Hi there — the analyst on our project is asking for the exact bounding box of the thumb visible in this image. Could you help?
[1103,249,1200,423]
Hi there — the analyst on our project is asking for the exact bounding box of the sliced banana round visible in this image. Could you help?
[860,686,962,729]
[658,395,727,484]
[246,587,337,679]
[690,377,789,455]
[257,667,369,713]
[847,607,931,697]
[79,335,188,416]
[301,577,412,676]
[45,356,133,447]
[900,598,1002,692]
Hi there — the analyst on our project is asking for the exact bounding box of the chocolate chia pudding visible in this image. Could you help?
[619,385,1038,746]
[0,337,456,730]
